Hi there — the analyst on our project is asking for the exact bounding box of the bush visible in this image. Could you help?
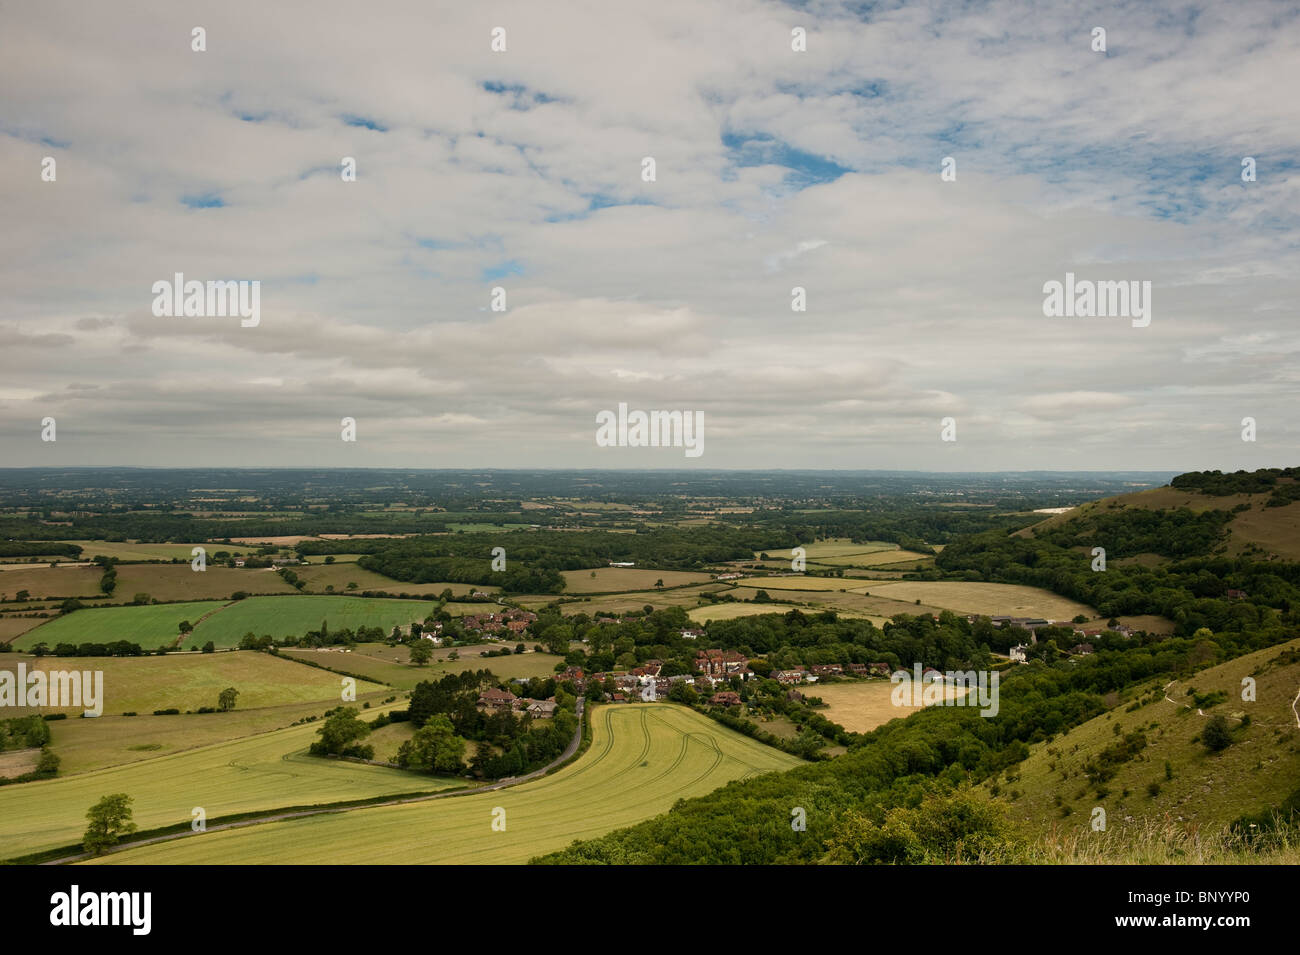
[1202,715,1234,752]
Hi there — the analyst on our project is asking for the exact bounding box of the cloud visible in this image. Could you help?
[0,0,1296,470]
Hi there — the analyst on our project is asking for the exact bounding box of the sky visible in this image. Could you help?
[1,0,1298,471]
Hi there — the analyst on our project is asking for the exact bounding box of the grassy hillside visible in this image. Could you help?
[986,638,1300,836]
[1018,473,1300,562]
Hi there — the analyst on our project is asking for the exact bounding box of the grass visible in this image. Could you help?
[12,601,229,650]
[0,615,45,643]
[813,549,934,567]
[687,602,881,625]
[560,568,715,594]
[191,595,440,646]
[756,539,898,559]
[736,575,866,592]
[985,638,1300,838]
[0,748,41,778]
[292,562,497,596]
[86,703,799,865]
[68,541,258,562]
[812,680,970,733]
[0,564,103,602]
[858,581,1095,620]
[113,565,298,602]
[0,703,451,860]
[281,643,565,691]
[0,651,386,717]
[30,698,395,776]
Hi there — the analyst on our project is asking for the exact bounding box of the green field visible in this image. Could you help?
[191,595,439,646]
[69,541,258,562]
[87,704,799,864]
[12,601,229,650]
[0,705,453,860]
[282,643,564,690]
[0,651,386,717]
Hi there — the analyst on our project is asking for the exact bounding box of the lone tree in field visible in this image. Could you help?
[1202,715,1234,752]
[178,620,193,635]
[409,640,433,666]
[218,687,239,711]
[83,793,137,856]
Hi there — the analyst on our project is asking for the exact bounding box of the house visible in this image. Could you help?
[694,649,748,676]
[1070,643,1095,656]
[847,663,868,677]
[1226,589,1248,600]
[1009,644,1029,663]
[809,664,842,677]
[557,666,586,690]
[234,558,246,567]
[608,561,636,568]
[786,688,806,703]
[476,687,518,712]
[680,629,705,640]
[868,662,891,677]
[526,700,558,719]
[772,669,807,685]
[709,691,741,707]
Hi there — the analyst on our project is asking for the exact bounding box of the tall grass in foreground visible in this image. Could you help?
[993,816,1300,865]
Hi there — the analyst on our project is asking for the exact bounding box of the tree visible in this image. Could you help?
[409,640,433,666]
[347,581,358,590]
[396,715,465,773]
[83,793,137,856]
[218,687,239,711]
[178,620,193,635]
[1202,715,1233,752]
[311,707,372,757]
[655,579,664,589]
[132,593,151,606]
[15,589,29,601]
[324,555,336,564]
[201,641,215,654]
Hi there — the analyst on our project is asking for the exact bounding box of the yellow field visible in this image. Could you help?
[756,539,897,560]
[687,603,884,626]
[812,680,970,733]
[0,703,447,860]
[0,564,102,602]
[737,575,863,592]
[859,581,1095,620]
[813,549,933,567]
[728,586,944,620]
[68,541,257,561]
[87,704,799,865]
[0,651,385,717]
[561,567,715,594]
[292,563,495,596]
